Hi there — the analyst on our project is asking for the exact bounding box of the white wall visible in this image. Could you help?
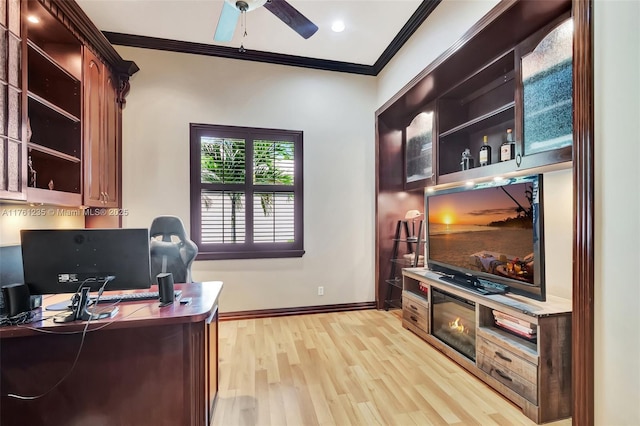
[0,204,84,245]
[376,0,500,109]
[116,46,377,312]
[594,0,640,424]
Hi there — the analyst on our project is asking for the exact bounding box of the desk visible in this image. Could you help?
[0,281,223,426]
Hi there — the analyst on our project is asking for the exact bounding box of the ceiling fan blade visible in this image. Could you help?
[263,0,318,39]
[214,1,241,42]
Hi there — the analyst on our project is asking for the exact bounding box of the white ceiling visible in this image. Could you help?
[75,0,424,66]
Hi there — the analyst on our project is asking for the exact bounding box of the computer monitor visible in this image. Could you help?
[20,228,152,296]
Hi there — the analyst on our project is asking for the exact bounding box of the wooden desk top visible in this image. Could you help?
[0,281,223,339]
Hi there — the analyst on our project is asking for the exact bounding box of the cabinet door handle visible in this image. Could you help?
[495,369,513,382]
[410,304,418,311]
[495,351,512,362]
[410,315,418,322]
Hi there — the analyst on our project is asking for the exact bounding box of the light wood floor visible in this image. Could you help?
[212,309,572,426]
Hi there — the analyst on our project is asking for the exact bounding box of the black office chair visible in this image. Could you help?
[149,216,198,284]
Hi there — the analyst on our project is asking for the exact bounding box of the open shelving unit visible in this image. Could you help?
[26,0,83,204]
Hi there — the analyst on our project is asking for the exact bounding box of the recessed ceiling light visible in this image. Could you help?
[331,20,345,33]
[27,15,40,24]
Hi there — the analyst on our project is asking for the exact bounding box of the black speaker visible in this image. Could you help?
[157,272,174,306]
[2,283,31,318]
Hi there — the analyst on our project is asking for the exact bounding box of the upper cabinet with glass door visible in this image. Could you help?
[405,104,436,190]
[433,12,574,185]
[516,14,573,169]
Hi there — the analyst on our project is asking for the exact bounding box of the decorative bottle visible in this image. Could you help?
[479,135,491,166]
[500,128,515,162]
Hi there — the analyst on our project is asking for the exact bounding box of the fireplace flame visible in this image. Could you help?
[449,317,468,334]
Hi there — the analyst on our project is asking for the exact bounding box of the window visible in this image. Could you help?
[190,124,304,260]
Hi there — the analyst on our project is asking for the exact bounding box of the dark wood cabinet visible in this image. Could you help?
[375,0,573,308]
[0,0,137,210]
[83,52,120,211]
[25,0,82,205]
[103,71,120,207]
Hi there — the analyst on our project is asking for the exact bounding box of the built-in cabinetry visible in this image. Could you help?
[375,0,572,308]
[402,268,571,424]
[0,0,137,216]
[84,47,120,207]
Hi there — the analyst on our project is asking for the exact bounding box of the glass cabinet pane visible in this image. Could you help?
[0,83,5,136]
[0,1,6,27]
[522,19,573,155]
[8,0,20,36]
[8,33,20,87]
[0,30,6,82]
[406,111,434,183]
[7,86,20,139]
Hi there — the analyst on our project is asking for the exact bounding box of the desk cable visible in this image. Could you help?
[6,276,112,401]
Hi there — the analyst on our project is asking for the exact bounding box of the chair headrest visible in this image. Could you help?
[150,216,189,243]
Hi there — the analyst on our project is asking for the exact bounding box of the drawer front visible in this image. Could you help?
[402,291,428,318]
[477,337,537,382]
[403,307,428,333]
[477,352,537,404]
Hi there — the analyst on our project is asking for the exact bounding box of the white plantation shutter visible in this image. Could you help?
[200,137,245,184]
[200,190,246,243]
[191,124,304,259]
[253,140,295,184]
[253,192,295,242]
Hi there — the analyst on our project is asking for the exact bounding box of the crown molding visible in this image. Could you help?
[103,0,441,76]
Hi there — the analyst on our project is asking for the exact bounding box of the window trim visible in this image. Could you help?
[190,123,304,260]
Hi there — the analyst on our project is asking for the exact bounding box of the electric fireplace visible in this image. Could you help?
[431,288,477,361]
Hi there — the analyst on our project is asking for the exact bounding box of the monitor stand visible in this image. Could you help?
[46,298,75,311]
[52,288,118,322]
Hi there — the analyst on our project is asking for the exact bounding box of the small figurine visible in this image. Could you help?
[460,148,474,170]
[28,155,37,188]
[48,179,54,190]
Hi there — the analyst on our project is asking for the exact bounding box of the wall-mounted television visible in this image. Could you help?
[425,175,545,301]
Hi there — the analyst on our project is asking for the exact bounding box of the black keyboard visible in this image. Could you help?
[93,290,182,303]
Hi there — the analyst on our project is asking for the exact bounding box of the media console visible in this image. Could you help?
[401,268,571,424]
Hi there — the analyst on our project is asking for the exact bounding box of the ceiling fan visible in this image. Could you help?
[214,0,319,42]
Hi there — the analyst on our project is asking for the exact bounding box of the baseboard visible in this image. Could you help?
[219,301,376,321]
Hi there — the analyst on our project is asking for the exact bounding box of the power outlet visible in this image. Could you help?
[317,286,324,296]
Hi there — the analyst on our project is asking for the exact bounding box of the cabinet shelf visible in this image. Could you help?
[28,92,80,123]
[26,187,82,206]
[440,102,515,138]
[477,326,538,357]
[27,40,80,83]
[27,149,81,195]
[27,42,81,118]
[28,142,80,163]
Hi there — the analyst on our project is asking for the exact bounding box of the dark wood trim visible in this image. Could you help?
[42,0,139,77]
[219,302,376,321]
[372,0,442,74]
[102,0,441,76]
[375,0,518,116]
[572,0,594,424]
[104,32,375,76]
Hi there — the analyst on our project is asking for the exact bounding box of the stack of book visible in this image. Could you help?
[492,310,537,340]
[418,282,428,295]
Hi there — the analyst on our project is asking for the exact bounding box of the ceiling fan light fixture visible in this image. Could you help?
[226,0,267,12]
[331,20,345,33]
